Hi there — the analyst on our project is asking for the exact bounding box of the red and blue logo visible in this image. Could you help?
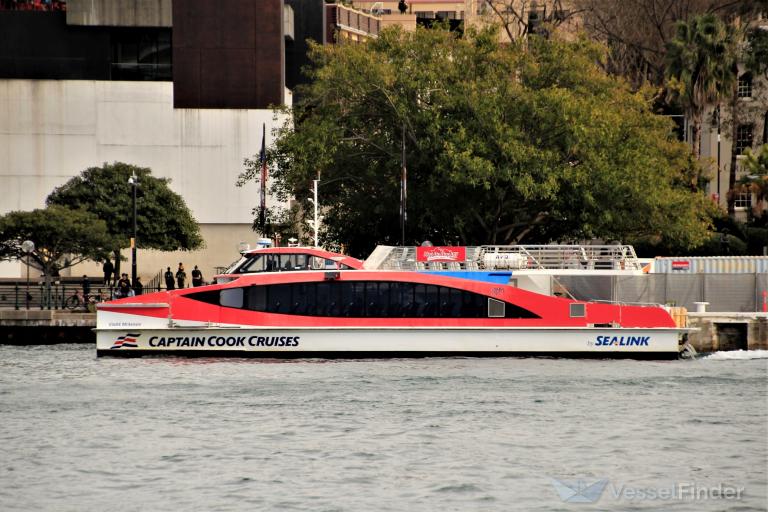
[111,333,140,349]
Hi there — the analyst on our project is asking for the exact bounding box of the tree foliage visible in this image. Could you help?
[479,0,583,41]
[243,26,715,256]
[664,13,737,158]
[47,162,204,257]
[577,0,764,88]
[0,205,112,276]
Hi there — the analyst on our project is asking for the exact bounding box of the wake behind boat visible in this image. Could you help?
[96,264,689,359]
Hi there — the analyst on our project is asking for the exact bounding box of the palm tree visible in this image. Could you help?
[664,14,737,161]
[739,144,768,217]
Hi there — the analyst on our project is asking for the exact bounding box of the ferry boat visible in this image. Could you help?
[96,263,689,359]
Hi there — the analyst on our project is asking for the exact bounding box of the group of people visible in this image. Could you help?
[164,263,204,290]
[101,259,143,298]
[97,258,205,296]
[79,258,205,300]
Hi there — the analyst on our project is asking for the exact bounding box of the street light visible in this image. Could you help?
[312,179,319,248]
[21,240,34,310]
[309,175,363,248]
[128,172,138,287]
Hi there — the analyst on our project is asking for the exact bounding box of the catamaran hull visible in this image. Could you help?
[96,327,683,359]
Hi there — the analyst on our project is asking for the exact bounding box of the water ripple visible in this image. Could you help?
[0,344,765,512]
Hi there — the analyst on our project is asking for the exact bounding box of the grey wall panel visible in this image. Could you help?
[67,0,172,27]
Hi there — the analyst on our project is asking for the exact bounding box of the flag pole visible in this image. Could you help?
[259,123,267,231]
[401,122,406,247]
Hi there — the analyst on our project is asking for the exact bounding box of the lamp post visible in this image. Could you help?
[128,172,138,287]
[312,179,319,248]
[308,175,364,248]
[716,105,721,204]
[21,240,34,310]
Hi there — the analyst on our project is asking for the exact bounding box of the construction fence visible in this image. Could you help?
[557,273,768,313]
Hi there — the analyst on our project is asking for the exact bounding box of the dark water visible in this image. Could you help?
[0,345,766,512]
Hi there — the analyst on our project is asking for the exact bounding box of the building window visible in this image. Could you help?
[528,10,543,32]
[110,28,171,81]
[735,124,753,155]
[737,73,752,98]
[734,192,752,209]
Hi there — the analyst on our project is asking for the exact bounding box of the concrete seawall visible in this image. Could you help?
[0,310,95,344]
[687,313,768,352]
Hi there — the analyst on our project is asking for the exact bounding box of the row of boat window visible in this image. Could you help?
[235,254,356,273]
[188,281,540,319]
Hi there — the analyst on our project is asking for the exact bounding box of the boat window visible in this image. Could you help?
[220,288,243,309]
[291,282,313,315]
[187,281,539,319]
[270,284,291,314]
[237,254,266,273]
[278,254,306,271]
[248,286,268,311]
[488,298,505,318]
[342,282,365,316]
[570,303,586,318]
[315,281,335,315]
[293,254,310,271]
[462,290,485,318]
[224,256,247,274]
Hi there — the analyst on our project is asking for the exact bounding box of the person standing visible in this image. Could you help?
[191,265,203,287]
[117,273,131,298]
[164,266,175,290]
[133,276,143,296]
[102,259,114,286]
[176,263,186,289]
[82,275,91,298]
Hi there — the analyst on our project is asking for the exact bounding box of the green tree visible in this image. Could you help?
[664,13,737,159]
[242,26,714,255]
[0,205,112,278]
[47,162,204,272]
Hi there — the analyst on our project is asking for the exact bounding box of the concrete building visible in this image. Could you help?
[699,15,768,220]
[0,0,291,281]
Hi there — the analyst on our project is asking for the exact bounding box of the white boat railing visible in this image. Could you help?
[372,244,643,271]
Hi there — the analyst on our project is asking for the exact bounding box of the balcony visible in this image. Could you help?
[326,3,381,42]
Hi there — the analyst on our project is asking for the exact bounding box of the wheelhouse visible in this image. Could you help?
[215,247,365,283]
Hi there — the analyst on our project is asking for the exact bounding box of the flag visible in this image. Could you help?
[259,123,267,230]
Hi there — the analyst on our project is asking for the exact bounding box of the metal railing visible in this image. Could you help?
[477,245,643,270]
[373,244,643,271]
[0,283,166,311]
